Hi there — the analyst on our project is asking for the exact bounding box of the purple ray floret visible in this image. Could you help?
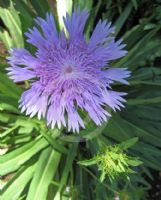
[7,8,130,133]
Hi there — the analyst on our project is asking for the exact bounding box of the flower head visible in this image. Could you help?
[78,138,142,182]
[7,8,130,132]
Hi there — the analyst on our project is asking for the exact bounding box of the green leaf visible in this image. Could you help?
[114,27,161,69]
[127,159,143,166]
[122,118,161,148]
[54,143,78,198]
[1,162,37,200]
[100,171,106,183]
[104,116,130,142]
[114,2,133,35]
[40,130,68,154]
[13,0,35,33]
[0,124,19,138]
[123,24,148,50]
[127,96,161,105]
[27,147,61,200]
[131,0,138,10]
[0,94,19,113]
[82,122,107,140]
[0,72,22,99]
[76,0,93,10]
[129,67,161,81]
[30,0,50,17]
[78,158,97,166]
[0,1,24,48]
[0,137,48,175]
[0,29,13,49]
[118,137,138,150]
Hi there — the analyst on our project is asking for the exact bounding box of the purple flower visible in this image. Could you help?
[7,8,130,132]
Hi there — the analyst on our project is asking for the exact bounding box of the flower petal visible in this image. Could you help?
[34,13,58,44]
[88,20,114,49]
[7,48,37,82]
[63,7,89,42]
[19,84,48,119]
[7,66,35,82]
[103,90,127,111]
[106,68,131,85]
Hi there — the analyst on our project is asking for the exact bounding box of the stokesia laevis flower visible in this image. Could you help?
[7,8,130,133]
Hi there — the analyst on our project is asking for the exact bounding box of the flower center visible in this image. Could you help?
[65,66,73,74]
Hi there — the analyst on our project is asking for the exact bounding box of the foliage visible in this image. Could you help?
[79,138,142,182]
[0,0,161,199]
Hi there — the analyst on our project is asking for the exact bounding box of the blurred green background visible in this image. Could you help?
[1,0,161,199]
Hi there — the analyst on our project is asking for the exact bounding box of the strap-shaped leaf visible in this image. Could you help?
[0,2,24,48]
[0,72,22,99]
[54,143,78,198]
[0,137,48,175]
[27,147,61,200]
[1,162,37,200]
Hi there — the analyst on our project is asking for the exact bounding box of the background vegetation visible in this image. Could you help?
[0,0,161,199]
